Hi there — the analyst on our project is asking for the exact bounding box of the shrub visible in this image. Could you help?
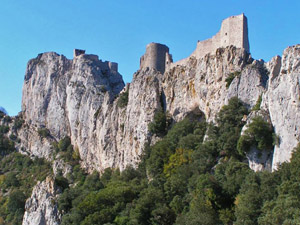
[38,128,50,138]
[163,148,193,177]
[252,95,262,111]
[58,137,71,152]
[72,147,81,161]
[2,172,19,189]
[216,97,248,157]
[13,117,24,130]
[9,134,17,141]
[3,116,12,123]
[237,116,274,155]
[55,175,69,191]
[100,85,107,93]
[148,110,168,136]
[225,71,241,88]
[0,125,9,134]
[117,90,129,108]
[0,135,15,155]
[7,190,26,213]
[0,112,5,119]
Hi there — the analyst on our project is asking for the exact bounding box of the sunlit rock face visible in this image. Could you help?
[261,45,300,170]
[162,46,266,123]
[19,31,300,174]
[21,51,125,171]
[20,45,269,172]
[22,177,61,225]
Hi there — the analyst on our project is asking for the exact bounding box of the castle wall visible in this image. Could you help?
[140,43,172,74]
[73,49,119,74]
[108,62,118,73]
[192,14,249,59]
[140,14,249,72]
[73,49,85,57]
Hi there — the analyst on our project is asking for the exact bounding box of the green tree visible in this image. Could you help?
[148,110,168,136]
[58,136,71,152]
[237,116,274,155]
[129,186,164,225]
[234,173,262,225]
[216,97,248,158]
[117,90,129,108]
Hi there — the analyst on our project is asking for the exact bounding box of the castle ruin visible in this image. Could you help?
[139,14,250,72]
[140,43,173,74]
[191,13,249,59]
[73,49,86,57]
[73,49,119,73]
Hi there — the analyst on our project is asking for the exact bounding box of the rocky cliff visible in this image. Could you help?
[15,12,299,177]
[18,42,300,174]
[262,45,300,170]
[22,177,61,225]
[8,13,299,224]
[20,51,125,171]
[18,46,257,172]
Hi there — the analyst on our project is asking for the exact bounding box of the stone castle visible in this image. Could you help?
[140,13,250,73]
[73,48,119,73]
[140,43,173,74]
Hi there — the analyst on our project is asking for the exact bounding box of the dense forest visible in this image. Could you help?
[1,98,300,225]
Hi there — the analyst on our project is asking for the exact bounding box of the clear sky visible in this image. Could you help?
[0,0,299,115]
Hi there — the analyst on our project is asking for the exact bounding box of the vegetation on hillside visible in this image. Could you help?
[55,97,299,225]
[1,98,300,224]
[117,90,129,108]
[0,128,51,225]
[225,71,241,88]
[237,116,275,155]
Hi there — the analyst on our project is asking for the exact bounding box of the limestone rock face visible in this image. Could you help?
[20,51,163,172]
[22,177,61,225]
[162,46,264,122]
[52,157,72,177]
[20,46,269,172]
[93,69,163,171]
[19,44,300,174]
[246,147,273,172]
[262,45,300,170]
[226,61,268,108]
[16,124,56,160]
[21,52,125,170]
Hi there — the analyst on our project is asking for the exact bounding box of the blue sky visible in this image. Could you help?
[0,0,299,115]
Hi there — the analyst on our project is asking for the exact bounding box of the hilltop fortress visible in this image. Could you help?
[140,13,250,73]
[140,43,173,74]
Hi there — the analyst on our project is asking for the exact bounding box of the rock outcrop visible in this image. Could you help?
[162,46,265,122]
[18,15,300,175]
[20,45,268,173]
[262,45,300,170]
[8,13,299,225]
[22,177,61,225]
[20,51,125,170]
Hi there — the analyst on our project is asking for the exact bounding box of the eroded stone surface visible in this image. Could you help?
[262,45,300,170]
[22,177,61,225]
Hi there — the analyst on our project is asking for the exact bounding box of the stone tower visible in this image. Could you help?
[192,13,250,59]
[140,43,173,74]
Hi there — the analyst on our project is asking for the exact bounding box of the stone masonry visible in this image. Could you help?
[191,13,250,59]
[140,43,173,74]
[141,14,249,70]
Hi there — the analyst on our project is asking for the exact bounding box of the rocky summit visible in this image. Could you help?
[0,14,299,225]
[19,15,299,174]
